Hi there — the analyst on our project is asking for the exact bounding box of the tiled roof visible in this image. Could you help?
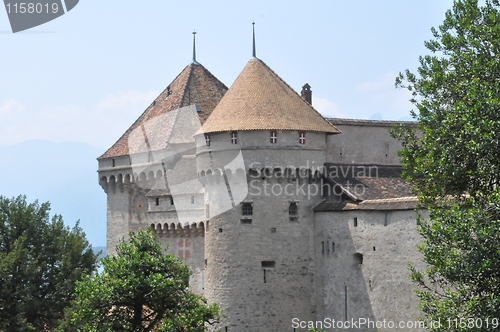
[325,164,414,200]
[201,59,340,134]
[314,165,416,211]
[314,197,418,211]
[327,118,418,127]
[327,164,413,201]
[99,63,228,159]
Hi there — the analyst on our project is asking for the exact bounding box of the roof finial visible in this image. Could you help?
[192,30,199,64]
[252,22,257,58]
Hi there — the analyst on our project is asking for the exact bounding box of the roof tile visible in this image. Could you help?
[99,63,228,159]
[201,59,340,134]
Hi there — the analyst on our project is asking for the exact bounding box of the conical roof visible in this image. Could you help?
[99,62,228,159]
[201,59,340,134]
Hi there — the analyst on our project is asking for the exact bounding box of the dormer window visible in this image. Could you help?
[205,134,211,146]
[299,132,306,144]
[231,132,238,144]
[270,131,277,144]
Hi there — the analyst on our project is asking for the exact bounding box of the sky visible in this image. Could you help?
[0,0,456,245]
[0,0,456,149]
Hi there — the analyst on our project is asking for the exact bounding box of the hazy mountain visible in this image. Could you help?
[0,140,107,246]
[93,246,106,259]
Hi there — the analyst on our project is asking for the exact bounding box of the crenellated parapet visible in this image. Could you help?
[98,159,171,194]
[150,221,206,238]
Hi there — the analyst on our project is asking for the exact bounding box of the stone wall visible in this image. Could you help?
[314,209,427,332]
[198,130,328,332]
[327,121,414,165]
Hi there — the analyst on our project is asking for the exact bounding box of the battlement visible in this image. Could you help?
[150,221,206,237]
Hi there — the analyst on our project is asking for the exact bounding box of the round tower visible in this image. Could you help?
[196,58,340,331]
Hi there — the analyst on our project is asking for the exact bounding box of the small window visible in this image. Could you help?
[261,261,276,269]
[242,203,253,216]
[261,261,275,283]
[155,197,160,206]
[299,132,306,144]
[270,131,277,144]
[191,196,195,204]
[112,159,116,167]
[289,202,298,221]
[231,131,238,144]
[205,134,211,146]
[353,217,358,227]
[170,196,174,206]
[354,253,363,265]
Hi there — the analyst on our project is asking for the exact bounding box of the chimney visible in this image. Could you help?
[301,83,312,105]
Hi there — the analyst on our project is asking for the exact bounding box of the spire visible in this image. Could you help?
[252,22,257,59]
[192,30,199,64]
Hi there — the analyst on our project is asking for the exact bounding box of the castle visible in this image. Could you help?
[97,35,425,332]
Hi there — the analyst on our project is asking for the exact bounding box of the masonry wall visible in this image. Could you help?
[327,123,406,165]
[198,130,327,332]
[157,228,207,295]
[99,153,206,289]
[314,209,427,332]
[98,156,135,255]
[203,185,317,332]
[104,189,132,255]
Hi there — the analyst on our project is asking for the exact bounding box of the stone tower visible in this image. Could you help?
[197,57,340,331]
[97,60,228,254]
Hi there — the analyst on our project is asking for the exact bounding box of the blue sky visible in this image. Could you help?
[1,0,455,149]
[0,1,456,245]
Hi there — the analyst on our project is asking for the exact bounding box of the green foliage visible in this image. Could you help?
[66,229,220,332]
[394,0,500,330]
[0,195,98,331]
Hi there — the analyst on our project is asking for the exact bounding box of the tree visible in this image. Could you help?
[0,195,98,331]
[394,0,500,330]
[66,229,220,332]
